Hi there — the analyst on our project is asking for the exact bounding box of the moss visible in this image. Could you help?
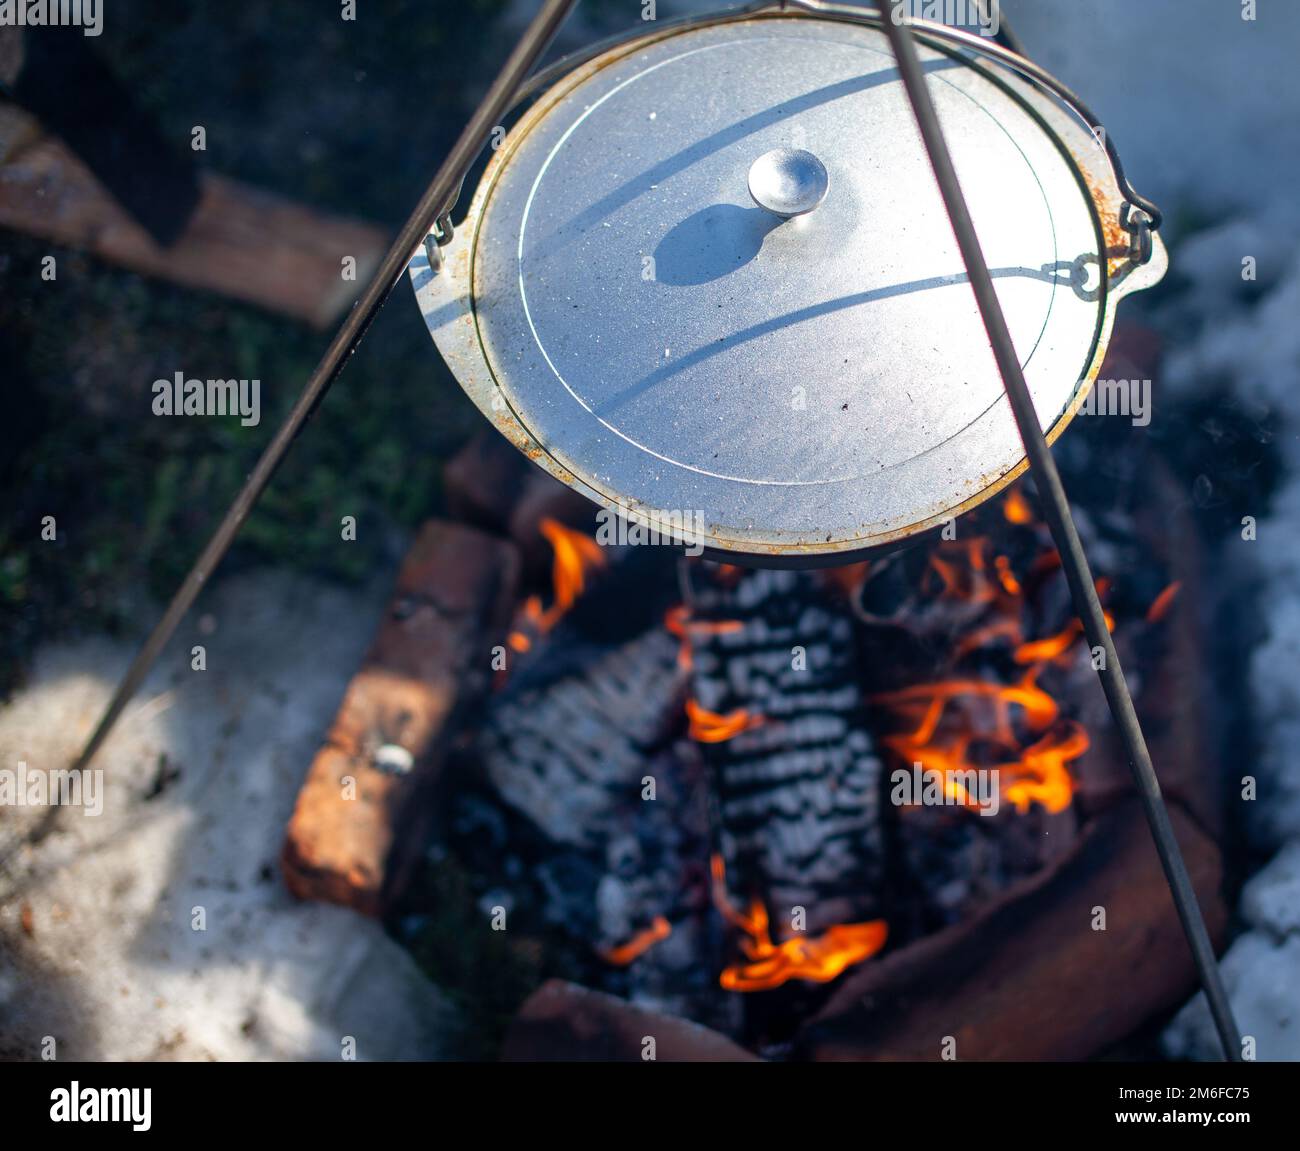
[0,0,508,693]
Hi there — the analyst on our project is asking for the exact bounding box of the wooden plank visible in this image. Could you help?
[0,108,388,327]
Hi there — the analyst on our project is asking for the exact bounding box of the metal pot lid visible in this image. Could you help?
[411,10,1166,562]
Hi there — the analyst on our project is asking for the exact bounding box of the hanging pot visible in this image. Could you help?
[409,1,1166,565]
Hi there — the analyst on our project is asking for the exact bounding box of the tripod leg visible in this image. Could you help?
[72,0,579,774]
[878,11,1242,1064]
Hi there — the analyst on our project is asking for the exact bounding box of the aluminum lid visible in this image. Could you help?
[412,12,1165,561]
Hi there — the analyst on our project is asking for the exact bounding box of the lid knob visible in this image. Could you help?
[747,148,829,219]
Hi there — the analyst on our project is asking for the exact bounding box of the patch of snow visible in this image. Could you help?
[1164,844,1300,1062]
[0,570,454,1061]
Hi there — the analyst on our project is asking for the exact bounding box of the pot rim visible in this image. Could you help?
[409,5,1167,567]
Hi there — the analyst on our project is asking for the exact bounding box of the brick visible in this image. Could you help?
[503,980,760,1062]
[441,430,531,535]
[282,520,519,915]
[797,800,1226,1061]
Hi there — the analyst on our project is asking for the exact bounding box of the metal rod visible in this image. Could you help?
[975,0,1026,57]
[71,0,579,775]
[517,4,1161,236]
[879,11,1242,1063]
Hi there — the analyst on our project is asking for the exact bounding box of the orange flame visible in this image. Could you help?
[505,518,606,653]
[871,516,1121,815]
[1002,722,1089,814]
[537,517,605,625]
[1003,488,1034,525]
[709,855,887,990]
[874,667,1061,738]
[928,539,997,605]
[667,603,748,688]
[873,670,1085,817]
[598,915,672,966]
[1013,619,1083,664]
[994,554,1022,596]
[1013,599,1115,667]
[665,605,744,640]
[953,616,1023,660]
[686,698,763,743]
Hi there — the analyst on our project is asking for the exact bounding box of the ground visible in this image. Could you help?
[0,568,462,1060]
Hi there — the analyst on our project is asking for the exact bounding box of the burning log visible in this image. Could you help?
[464,531,723,1017]
[683,565,887,954]
[483,522,685,857]
[847,487,1155,930]
[440,375,1225,1058]
[481,625,685,851]
[795,390,1224,1063]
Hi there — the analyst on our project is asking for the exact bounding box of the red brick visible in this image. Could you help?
[282,520,519,914]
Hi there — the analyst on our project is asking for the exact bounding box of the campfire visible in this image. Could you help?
[283,348,1228,1059]
[428,459,1187,1047]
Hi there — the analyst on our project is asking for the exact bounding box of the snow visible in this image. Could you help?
[1008,0,1300,1063]
[1165,847,1300,1062]
[0,571,454,1061]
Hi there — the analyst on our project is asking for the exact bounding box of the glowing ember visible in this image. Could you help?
[1003,488,1034,524]
[598,915,672,966]
[710,855,887,991]
[1146,580,1182,623]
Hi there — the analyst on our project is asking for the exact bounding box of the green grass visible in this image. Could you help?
[0,0,508,692]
